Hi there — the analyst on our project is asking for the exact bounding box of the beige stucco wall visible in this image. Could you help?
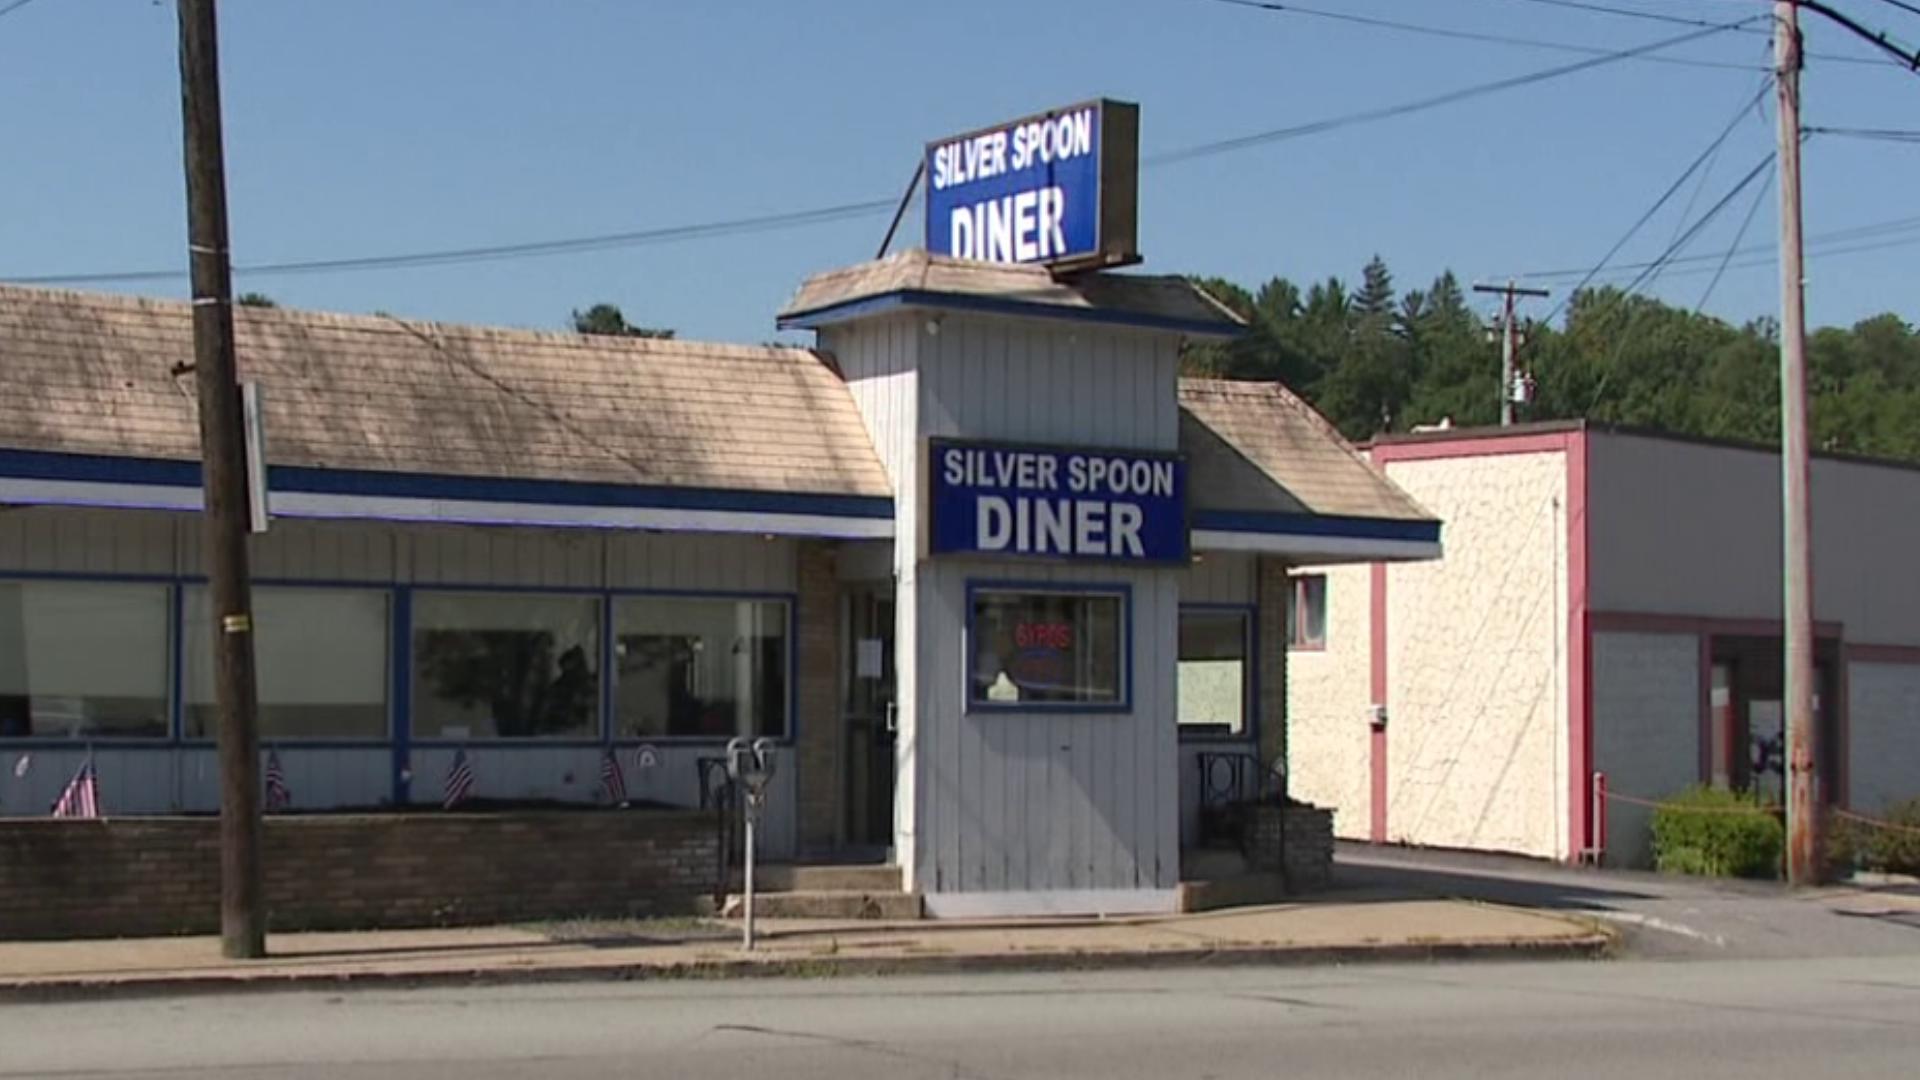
[1380,451,1571,860]
[1286,562,1373,838]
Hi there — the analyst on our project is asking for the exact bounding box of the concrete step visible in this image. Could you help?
[755,864,903,893]
[722,889,923,920]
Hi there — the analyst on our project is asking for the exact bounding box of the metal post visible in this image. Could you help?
[1775,0,1821,886]
[177,0,266,958]
[742,812,757,951]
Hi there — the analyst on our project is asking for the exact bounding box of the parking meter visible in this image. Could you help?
[726,737,778,950]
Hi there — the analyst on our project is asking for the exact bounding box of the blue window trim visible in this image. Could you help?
[964,579,1134,715]
[1176,603,1258,745]
[0,448,894,521]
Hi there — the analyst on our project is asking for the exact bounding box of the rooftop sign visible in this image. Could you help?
[924,100,1140,272]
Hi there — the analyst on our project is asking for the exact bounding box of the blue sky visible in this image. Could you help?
[1,0,1914,344]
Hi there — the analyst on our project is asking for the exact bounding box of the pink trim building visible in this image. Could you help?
[1288,422,1920,867]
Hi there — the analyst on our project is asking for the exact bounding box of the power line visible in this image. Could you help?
[1863,0,1920,20]
[1789,0,1920,71]
[1514,212,1920,279]
[1482,0,1895,65]
[0,0,43,19]
[1537,75,1772,326]
[1199,0,1764,70]
[1804,124,1920,140]
[1695,167,1773,312]
[1579,151,1777,414]
[6,198,899,286]
[6,16,1761,288]
[1146,15,1762,166]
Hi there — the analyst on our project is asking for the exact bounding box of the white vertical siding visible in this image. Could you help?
[907,315,1185,904]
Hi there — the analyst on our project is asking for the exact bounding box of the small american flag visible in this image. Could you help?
[263,749,291,812]
[600,747,627,806]
[443,749,475,810]
[51,759,100,819]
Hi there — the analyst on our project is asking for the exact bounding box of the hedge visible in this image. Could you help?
[1650,785,1783,879]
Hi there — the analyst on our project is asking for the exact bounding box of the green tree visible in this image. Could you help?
[235,292,276,308]
[570,303,675,339]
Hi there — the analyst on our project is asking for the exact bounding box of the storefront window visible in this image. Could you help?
[1178,609,1249,735]
[1287,574,1327,650]
[613,596,788,739]
[969,587,1127,709]
[0,579,171,740]
[412,592,600,739]
[185,586,389,740]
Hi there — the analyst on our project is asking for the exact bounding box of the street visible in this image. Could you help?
[2,957,1918,1079]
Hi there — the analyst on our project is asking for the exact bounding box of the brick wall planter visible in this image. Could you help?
[0,810,718,941]
[1242,803,1336,892]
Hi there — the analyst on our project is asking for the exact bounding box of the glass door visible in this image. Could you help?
[842,586,896,852]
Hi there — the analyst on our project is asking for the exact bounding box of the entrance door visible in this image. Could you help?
[843,586,897,852]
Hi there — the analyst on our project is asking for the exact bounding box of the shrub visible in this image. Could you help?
[1850,797,1920,876]
[1650,786,1783,879]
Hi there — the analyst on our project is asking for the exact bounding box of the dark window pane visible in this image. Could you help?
[412,593,600,739]
[614,597,788,739]
[0,580,169,740]
[970,589,1126,708]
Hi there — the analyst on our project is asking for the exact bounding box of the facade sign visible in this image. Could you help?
[928,439,1187,562]
[925,100,1140,271]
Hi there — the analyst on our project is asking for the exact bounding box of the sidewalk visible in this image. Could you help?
[0,897,1610,1000]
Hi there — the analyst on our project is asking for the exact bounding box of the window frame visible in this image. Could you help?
[1287,573,1328,652]
[0,573,177,745]
[180,581,395,746]
[964,580,1133,715]
[608,592,795,743]
[1176,603,1257,743]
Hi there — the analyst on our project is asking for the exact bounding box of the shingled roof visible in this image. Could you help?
[778,249,1244,337]
[1180,378,1434,524]
[0,284,892,500]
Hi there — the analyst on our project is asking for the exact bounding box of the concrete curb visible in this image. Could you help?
[0,931,1616,1004]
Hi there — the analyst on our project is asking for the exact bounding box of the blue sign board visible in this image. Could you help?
[928,439,1187,563]
[925,100,1139,271]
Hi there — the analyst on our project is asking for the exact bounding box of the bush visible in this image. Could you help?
[1850,797,1920,876]
[1650,786,1783,879]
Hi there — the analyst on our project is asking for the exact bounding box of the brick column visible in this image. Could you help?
[795,540,842,854]
[1256,556,1291,796]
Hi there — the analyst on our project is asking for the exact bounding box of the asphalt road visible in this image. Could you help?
[1334,843,1920,959]
[4,958,1918,1079]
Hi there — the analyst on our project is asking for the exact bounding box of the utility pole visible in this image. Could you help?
[1774,1,1820,886]
[1473,281,1550,426]
[177,0,266,957]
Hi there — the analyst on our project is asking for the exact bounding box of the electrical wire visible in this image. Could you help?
[1515,213,1920,279]
[1695,167,1773,311]
[1788,0,1920,72]
[1803,124,1920,140]
[1145,15,1763,166]
[1481,0,1894,65]
[0,0,42,20]
[1199,0,1765,70]
[1863,0,1920,21]
[5,16,1763,288]
[1537,75,1772,327]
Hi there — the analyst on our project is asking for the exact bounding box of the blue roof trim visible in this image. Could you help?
[1192,508,1441,543]
[778,289,1243,338]
[0,448,896,520]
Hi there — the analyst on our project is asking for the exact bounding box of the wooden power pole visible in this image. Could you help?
[1472,281,1550,426]
[177,0,267,957]
[1774,0,1821,886]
